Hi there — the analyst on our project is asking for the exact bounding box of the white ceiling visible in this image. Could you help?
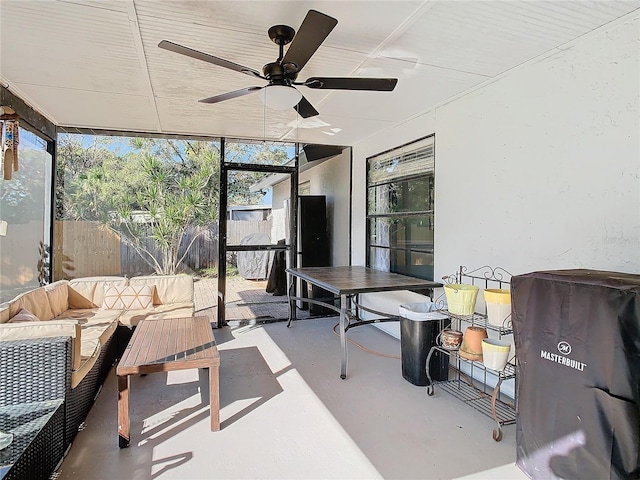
[1,0,638,146]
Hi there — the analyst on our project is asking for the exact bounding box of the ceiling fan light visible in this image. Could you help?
[258,85,302,110]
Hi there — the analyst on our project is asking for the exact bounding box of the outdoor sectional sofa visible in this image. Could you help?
[0,274,194,453]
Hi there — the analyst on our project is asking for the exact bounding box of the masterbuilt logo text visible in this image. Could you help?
[540,340,587,372]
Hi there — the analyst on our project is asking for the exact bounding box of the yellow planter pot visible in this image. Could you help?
[444,284,479,315]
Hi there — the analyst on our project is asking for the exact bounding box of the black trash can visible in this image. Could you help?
[399,303,450,386]
[511,269,640,480]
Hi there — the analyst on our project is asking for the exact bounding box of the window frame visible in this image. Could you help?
[366,134,435,281]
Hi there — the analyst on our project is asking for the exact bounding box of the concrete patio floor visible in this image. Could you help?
[192,276,309,325]
[55,277,527,479]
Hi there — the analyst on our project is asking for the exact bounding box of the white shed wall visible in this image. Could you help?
[272,150,351,267]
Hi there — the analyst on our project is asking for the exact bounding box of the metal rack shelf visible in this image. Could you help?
[426,265,518,442]
[437,311,513,336]
[438,380,516,434]
[426,345,516,441]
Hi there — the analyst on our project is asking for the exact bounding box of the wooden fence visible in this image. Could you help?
[53,220,271,279]
[53,221,121,279]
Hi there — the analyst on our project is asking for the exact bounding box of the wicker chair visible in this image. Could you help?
[0,337,68,479]
[0,333,117,455]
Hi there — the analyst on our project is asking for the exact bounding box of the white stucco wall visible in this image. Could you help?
[354,15,639,279]
[352,14,639,338]
[434,15,639,278]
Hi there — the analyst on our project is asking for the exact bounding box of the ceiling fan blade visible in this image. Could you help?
[159,40,262,78]
[199,87,263,104]
[282,10,337,73]
[294,95,319,118]
[304,77,398,91]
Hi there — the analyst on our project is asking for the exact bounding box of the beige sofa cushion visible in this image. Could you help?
[68,281,97,309]
[0,304,9,324]
[0,318,79,342]
[55,308,122,324]
[129,275,193,305]
[8,287,54,321]
[68,313,119,388]
[79,318,117,358]
[0,319,82,372]
[118,303,194,327]
[53,307,121,387]
[68,276,127,308]
[45,280,70,317]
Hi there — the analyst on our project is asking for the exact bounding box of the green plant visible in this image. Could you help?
[226,263,239,278]
[37,241,50,286]
[107,149,218,275]
[195,267,218,278]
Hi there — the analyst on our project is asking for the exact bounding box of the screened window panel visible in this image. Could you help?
[224,139,295,166]
[0,128,52,301]
[367,176,434,215]
[369,247,434,281]
[368,215,434,251]
[368,136,434,186]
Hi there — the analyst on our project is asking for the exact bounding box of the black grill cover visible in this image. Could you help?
[511,269,640,480]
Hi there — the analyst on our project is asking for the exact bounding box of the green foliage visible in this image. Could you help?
[225,263,239,278]
[194,267,218,278]
[58,135,222,274]
[224,142,290,205]
[194,263,239,279]
[57,135,286,275]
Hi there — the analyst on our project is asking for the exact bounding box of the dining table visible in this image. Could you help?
[286,266,441,379]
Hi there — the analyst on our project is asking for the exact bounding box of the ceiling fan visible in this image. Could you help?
[158,9,398,118]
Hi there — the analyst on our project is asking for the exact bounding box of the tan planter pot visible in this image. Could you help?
[459,326,488,361]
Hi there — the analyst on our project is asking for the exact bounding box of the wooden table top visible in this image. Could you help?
[117,316,219,376]
[286,266,441,296]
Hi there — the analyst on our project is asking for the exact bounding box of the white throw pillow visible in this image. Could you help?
[102,285,154,310]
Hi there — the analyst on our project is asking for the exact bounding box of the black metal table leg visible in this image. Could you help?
[286,274,295,328]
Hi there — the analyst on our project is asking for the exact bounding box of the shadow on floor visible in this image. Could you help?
[59,342,285,480]
[219,346,284,428]
[243,319,519,480]
[58,319,522,480]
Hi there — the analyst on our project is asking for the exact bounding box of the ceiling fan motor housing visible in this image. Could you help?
[263,62,298,85]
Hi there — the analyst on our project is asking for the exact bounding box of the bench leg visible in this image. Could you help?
[118,374,130,448]
[209,365,220,431]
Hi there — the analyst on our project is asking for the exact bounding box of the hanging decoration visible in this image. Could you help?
[1,106,19,180]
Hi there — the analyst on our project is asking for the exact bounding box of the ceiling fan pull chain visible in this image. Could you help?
[263,96,267,141]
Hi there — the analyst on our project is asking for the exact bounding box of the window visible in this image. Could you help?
[0,127,53,302]
[299,181,310,196]
[366,135,435,280]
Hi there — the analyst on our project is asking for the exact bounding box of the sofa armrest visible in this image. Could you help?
[0,321,82,371]
[0,336,71,406]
